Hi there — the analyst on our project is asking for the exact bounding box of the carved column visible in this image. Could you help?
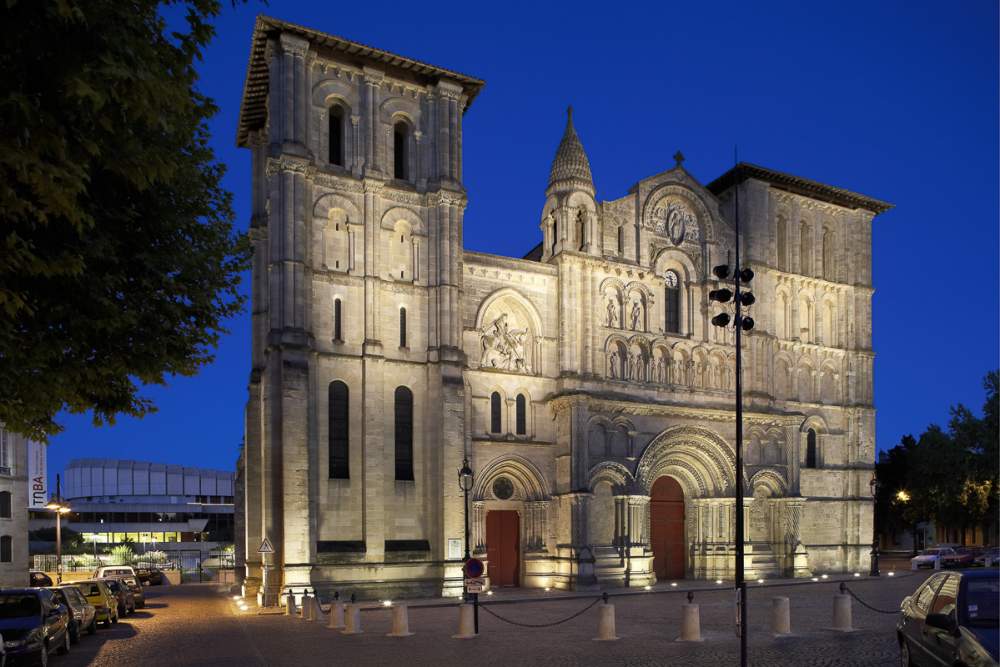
[526,501,549,551]
[625,496,650,546]
[362,67,383,175]
[472,501,486,555]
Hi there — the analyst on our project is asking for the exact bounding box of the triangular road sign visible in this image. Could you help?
[257,537,275,554]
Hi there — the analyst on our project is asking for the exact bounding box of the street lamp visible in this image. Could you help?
[870,472,880,576]
[709,171,756,667]
[457,458,474,600]
[45,474,71,584]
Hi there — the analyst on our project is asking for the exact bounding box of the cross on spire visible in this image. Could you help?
[673,150,685,168]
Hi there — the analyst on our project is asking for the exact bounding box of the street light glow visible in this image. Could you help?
[895,490,910,502]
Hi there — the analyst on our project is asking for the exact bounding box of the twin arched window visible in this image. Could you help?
[329,381,349,479]
[394,386,414,480]
[490,392,528,436]
[805,429,818,469]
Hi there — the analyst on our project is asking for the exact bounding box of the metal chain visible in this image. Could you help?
[478,596,604,628]
[841,584,899,615]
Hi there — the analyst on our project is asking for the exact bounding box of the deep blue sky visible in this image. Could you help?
[48,1,998,480]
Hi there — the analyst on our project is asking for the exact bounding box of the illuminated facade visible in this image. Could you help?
[236,16,891,601]
[0,426,33,586]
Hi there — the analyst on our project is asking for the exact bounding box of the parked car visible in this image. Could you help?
[950,547,979,568]
[28,572,52,588]
[911,547,958,569]
[0,588,71,666]
[135,567,164,586]
[74,580,118,627]
[116,576,144,609]
[898,569,999,666]
[975,548,1000,568]
[48,586,96,644]
[93,565,136,579]
[101,578,135,618]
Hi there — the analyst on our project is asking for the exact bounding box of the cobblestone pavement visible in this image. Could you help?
[54,572,931,666]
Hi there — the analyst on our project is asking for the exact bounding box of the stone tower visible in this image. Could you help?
[236,15,484,602]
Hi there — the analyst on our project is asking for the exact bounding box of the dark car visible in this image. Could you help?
[101,578,135,617]
[48,586,96,644]
[898,569,999,666]
[27,573,52,588]
[0,588,71,666]
[117,576,144,609]
[948,548,979,569]
[136,567,164,586]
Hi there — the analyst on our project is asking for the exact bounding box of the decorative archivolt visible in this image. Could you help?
[642,184,717,243]
[311,77,360,108]
[474,287,543,375]
[313,193,362,222]
[472,454,550,502]
[635,425,737,498]
[750,469,789,497]
[651,246,699,282]
[586,461,636,494]
[380,206,423,235]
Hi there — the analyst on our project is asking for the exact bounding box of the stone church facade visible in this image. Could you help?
[235,15,891,601]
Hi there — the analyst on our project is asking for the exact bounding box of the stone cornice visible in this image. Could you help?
[464,251,559,277]
[546,392,801,428]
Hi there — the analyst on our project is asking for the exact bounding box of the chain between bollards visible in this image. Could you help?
[477,593,605,628]
[839,582,899,615]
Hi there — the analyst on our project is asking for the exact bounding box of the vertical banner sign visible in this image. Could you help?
[28,440,47,509]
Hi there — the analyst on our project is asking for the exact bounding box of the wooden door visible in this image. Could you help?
[486,510,520,587]
[650,476,685,580]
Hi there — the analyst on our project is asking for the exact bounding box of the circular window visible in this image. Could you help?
[492,477,514,500]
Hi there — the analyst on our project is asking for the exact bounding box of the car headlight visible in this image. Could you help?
[3,639,24,649]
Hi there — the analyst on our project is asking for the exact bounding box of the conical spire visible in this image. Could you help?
[547,106,594,196]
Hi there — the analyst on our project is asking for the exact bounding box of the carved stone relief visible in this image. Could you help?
[479,313,530,373]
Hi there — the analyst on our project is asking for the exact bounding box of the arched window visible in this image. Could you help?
[393,121,409,180]
[0,492,10,519]
[617,226,624,255]
[577,210,586,251]
[329,105,345,166]
[664,270,681,334]
[0,536,11,563]
[515,394,527,435]
[394,387,414,481]
[776,216,787,269]
[333,298,343,342]
[805,429,818,469]
[490,392,502,434]
[823,228,835,281]
[551,216,559,254]
[399,307,407,348]
[800,222,812,276]
[328,381,349,479]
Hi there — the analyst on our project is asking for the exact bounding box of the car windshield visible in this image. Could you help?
[105,581,121,593]
[77,582,101,597]
[965,579,999,626]
[0,594,40,618]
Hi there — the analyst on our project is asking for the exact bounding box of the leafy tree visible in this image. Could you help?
[0,0,249,440]
[111,544,135,566]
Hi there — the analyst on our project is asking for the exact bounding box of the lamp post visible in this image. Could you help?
[457,458,474,598]
[870,473,880,576]
[708,167,756,667]
[895,490,916,555]
[45,474,71,584]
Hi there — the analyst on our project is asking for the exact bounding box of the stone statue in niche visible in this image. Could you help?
[608,350,619,379]
[479,313,530,373]
[749,487,770,541]
[630,300,641,331]
[606,299,617,328]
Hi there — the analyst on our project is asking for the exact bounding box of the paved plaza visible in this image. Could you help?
[58,569,929,666]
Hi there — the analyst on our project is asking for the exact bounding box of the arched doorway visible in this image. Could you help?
[650,476,685,580]
[486,510,520,587]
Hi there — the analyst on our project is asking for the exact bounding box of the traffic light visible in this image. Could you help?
[739,292,755,307]
[712,313,731,327]
[739,268,754,284]
[712,264,730,281]
[709,288,733,303]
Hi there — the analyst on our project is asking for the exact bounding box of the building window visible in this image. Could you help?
[805,429,818,469]
[490,392,502,434]
[617,226,624,255]
[0,492,10,519]
[823,228,835,281]
[329,105,345,166]
[394,387,414,481]
[515,394,527,435]
[551,217,558,254]
[800,222,812,276]
[664,270,681,333]
[393,122,409,180]
[0,536,10,562]
[328,381,349,479]
[399,307,407,348]
[333,298,342,342]
[776,216,787,270]
[0,428,9,473]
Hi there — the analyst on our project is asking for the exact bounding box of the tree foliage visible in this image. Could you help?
[0,0,249,440]
[876,371,999,546]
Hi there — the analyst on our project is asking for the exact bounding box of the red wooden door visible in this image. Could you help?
[486,510,520,587]
[650,476,685,580]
